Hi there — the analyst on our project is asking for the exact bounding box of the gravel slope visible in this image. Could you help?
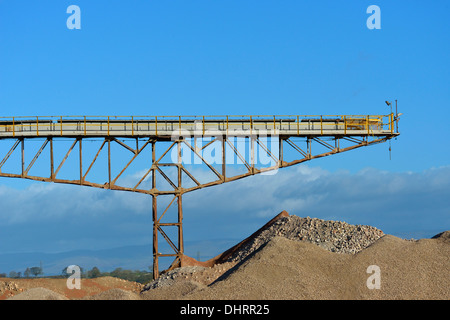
[226,215,385,263]
[184,233,450,300]
[4,215,449,300]
[144,214,385,291]
[142,215,449,300]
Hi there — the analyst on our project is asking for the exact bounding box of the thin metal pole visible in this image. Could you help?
[108,139,111,188]
[50,138,54,179]
[222,136,226,180]
[320,115,323,135]
[367,115,370,135]
[21,139,24,177]
[279,137,283,167]
[226,116,229,136]
[251,136,255,173]
[344,116,347,135]
[307,137,311,158]
[395,100,398,133]
[79,138,83,184]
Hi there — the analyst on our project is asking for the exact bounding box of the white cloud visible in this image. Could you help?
[183,164,450,237]
[0,164,449,241]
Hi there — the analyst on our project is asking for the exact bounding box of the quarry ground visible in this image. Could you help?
[1,212,449,300]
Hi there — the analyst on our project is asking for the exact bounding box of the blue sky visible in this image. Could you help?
[0,1,449,273]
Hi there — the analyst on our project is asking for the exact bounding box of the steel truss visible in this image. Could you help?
[0,131,395,278]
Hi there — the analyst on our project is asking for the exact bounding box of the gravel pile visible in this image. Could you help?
[7,287,68,300]
[145,266,208,290]
[143,215,385,292]
[144,262,235,291]
[186,234,450,300]
[83,288,142,300]
[227,215,384,263]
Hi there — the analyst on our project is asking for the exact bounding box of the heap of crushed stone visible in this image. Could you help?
[186,235,450,300]
[143,215,384,291]
[143,263,235,291]
[145,266,207,290]
[7,287,68,300]
[227,216,384,263]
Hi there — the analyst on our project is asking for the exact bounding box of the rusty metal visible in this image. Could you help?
[0,113,400,279]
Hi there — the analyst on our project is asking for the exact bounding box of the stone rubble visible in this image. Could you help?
[0,281,23,298]
[144,215,385,291]
[227,216,385,263]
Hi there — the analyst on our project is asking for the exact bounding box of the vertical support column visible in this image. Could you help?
[278,137,283,167]
[50,138,54,179]
[108,138,111,188]
[177,140,184,261]
[250,135,255,173]
[307,137,311,158]
[177,194,183,263]
[320,116,323,135]
[21,138,24,177]
[344,116,347,135]
[152,194,159,279]
[151,140,159,279]
[222,135,226,180]
[79,138,83,184]
[151,140,185,279]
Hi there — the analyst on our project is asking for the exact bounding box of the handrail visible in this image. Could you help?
[0,114,398,137]
[0,114,393,120]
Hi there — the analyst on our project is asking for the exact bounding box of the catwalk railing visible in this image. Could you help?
[0,114,396,138]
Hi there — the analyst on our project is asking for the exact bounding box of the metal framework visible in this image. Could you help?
[0,113,399,278]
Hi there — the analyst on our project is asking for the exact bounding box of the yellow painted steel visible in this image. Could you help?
[202,116,205,136]
[226,115,229,135]
[391,113,394,134]
[320,115,323,135]
[367,115,369,135]
[344,116,347,135]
